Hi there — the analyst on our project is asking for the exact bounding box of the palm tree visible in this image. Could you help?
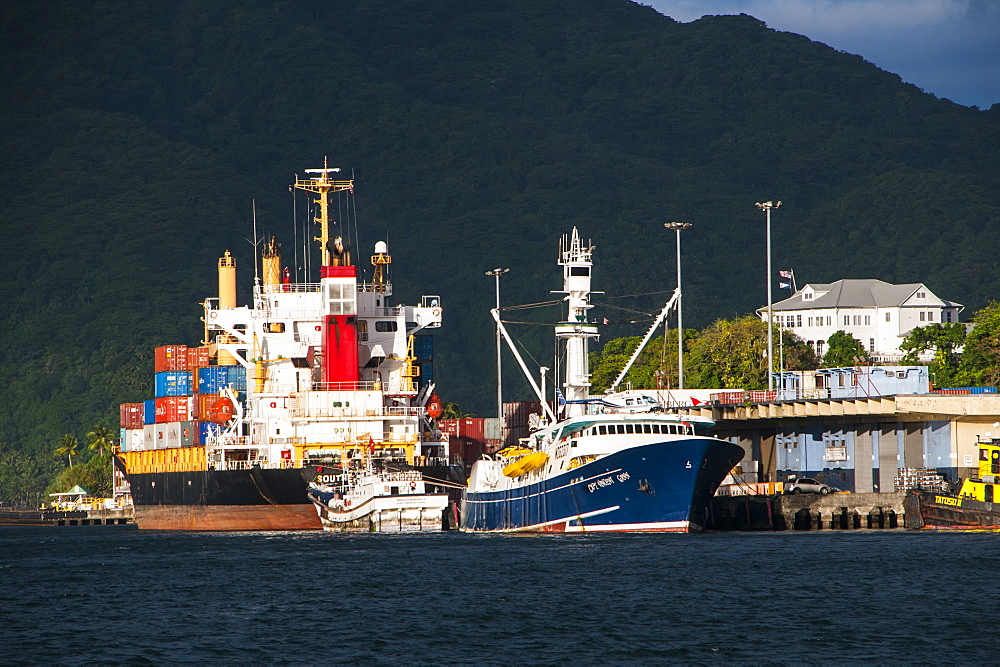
[86,425,115,457]
[54,434,80,468]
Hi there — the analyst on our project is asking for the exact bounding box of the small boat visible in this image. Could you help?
[460,228,744,533]
[905,437,1000,530]
[307,465,449,532]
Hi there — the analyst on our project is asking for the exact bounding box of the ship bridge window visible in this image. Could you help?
[569,266,590,277]
[375,321,398,332]
[324,283,357,316]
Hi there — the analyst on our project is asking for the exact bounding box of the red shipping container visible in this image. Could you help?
[120,403,144,429]
[186,346,211,372]
[457,418,486,441]
[438,419,459,436]
[155,345,189,373]
[193,393,221,420]
[155,396,191,423]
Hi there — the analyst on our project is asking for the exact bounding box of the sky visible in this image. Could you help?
[647,0,1000,109]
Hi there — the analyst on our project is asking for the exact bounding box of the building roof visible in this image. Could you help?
[765,279,963,312]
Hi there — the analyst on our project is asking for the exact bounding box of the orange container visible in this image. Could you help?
[155,345,189,373]
[193,393,221,420]
[187,346,211,372]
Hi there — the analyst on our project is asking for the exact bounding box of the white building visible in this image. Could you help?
[758,279,963,360]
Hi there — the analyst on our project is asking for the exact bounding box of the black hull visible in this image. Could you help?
[127,467,320,531]
[904,489,1000,530]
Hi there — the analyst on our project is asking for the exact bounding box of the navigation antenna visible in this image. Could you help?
[293,157,354,267]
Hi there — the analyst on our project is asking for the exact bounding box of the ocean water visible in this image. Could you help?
[1,527,997,663]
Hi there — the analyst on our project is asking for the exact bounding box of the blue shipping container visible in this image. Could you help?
[199,421,222,446]
[198,365,248,394]
[154,371,193,397]
[143,399,156,425]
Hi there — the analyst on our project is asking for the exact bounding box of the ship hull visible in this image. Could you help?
[127,467,321,531]
[460,439,743,533]
[904,489,1000,530]
[311,493,449,533]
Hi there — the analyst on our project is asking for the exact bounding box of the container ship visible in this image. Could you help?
[460,228,744,533]
[116,162,453,531]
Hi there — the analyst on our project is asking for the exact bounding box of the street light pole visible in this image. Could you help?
[485,268,509,439]
[664,222,692,391]
[755,201,782,391]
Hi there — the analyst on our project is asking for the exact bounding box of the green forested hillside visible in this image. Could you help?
[1,0,998,497]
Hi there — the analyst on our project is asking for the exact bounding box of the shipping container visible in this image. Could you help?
[154,371,193,397]
[155,345,189,373]
[199,421,222,446]
[186,346,211,371]
[155,396,191,423]
[192,393,221,420]
[197,365,248,394]
[180,421,198,448]
[120,403,144,429]
[165,422,181,449]
[153,423,168,449]
[125,428,146,452]
[143,399,156,425]
[413,335,433,361]
[484,417,502,441]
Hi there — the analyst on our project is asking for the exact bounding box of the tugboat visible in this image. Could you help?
[116,162,455,530]
[460,229,744,533]
[307,463,449,532]
[905,437,1000,530]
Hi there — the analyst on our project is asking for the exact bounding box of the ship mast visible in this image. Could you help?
[554,228,599,418]
[293,157,354,267]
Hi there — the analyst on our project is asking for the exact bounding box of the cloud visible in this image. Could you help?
[646,0,1000,108]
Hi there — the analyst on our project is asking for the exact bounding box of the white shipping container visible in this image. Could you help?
[126,428,146,452]
[154,424,168,450]
[166,422,182,449]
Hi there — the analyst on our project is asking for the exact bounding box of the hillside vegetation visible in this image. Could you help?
[1,0,998,498]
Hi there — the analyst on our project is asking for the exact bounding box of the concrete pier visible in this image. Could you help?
[707,492,907,531]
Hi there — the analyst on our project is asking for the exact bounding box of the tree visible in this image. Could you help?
[54,434,80,468]
[822,330,868,368]
[900,322,966,386]
[686,317,770,389]
[955,302,1000,387]
[86,425,116,456]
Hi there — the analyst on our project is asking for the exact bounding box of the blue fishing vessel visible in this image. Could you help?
[460,229,743,532]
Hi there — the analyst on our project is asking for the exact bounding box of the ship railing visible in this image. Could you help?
[287,406,424,419]
[257,283,322,294]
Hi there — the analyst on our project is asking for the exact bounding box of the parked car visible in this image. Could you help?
[785,477,836,494]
